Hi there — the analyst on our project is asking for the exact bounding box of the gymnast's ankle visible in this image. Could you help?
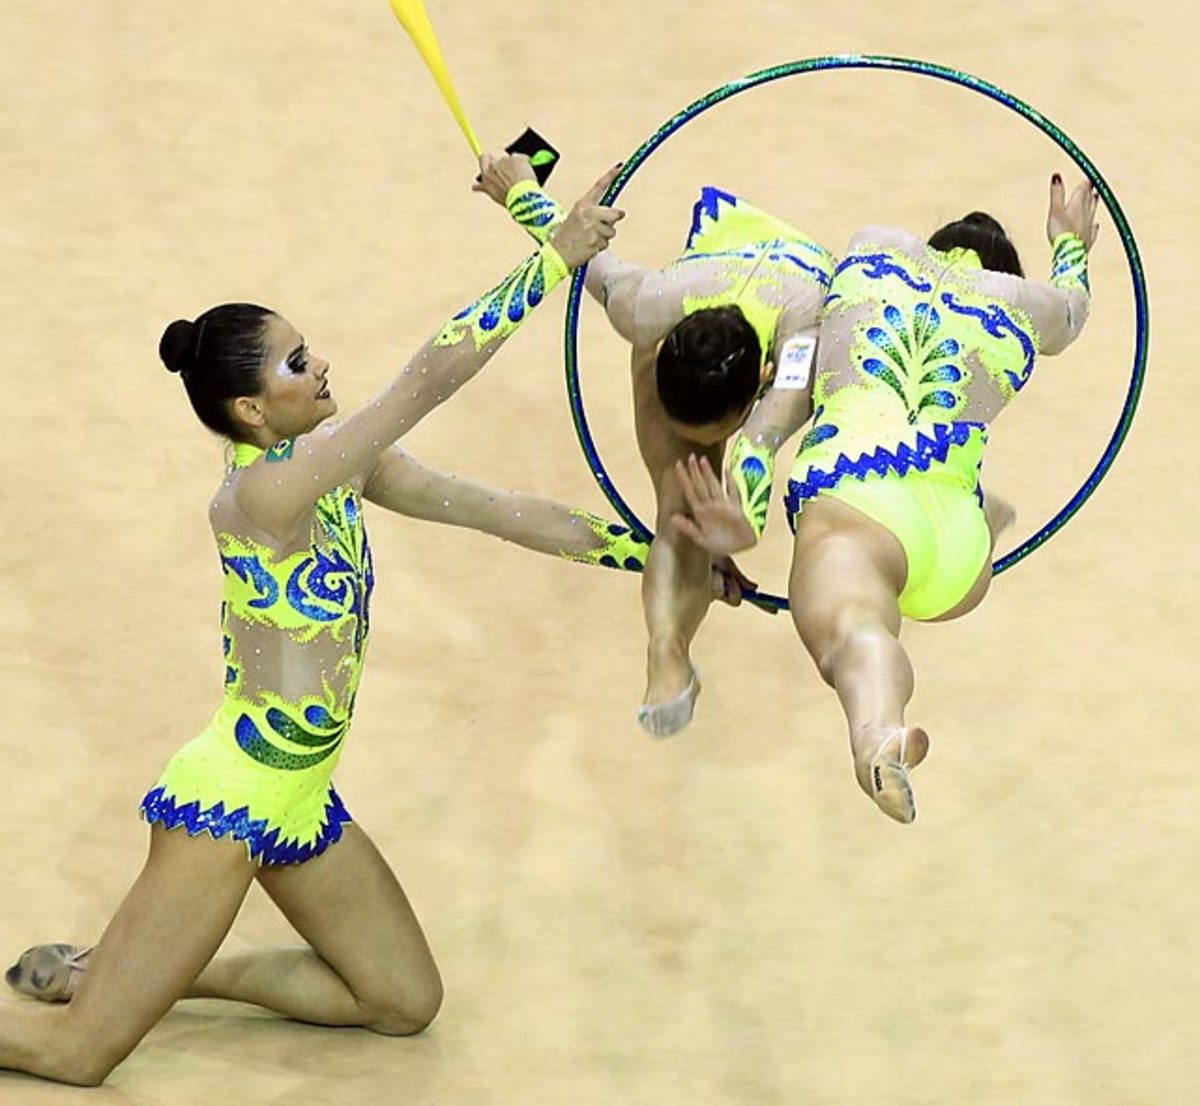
[644,637,694,707]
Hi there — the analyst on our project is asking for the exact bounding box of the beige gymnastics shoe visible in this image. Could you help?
[855,726,930,824]
[637,671,701,738]
[5,943,91,1003]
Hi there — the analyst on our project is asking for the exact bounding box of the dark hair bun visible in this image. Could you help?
[160,319,196,375]
[928,211,1024,277]
[962,211,1006,235]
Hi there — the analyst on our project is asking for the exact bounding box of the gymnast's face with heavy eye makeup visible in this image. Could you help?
[236,314,336,440]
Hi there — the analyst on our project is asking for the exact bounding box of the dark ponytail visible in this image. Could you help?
[160,303,272,438]
[928,212,1024,277]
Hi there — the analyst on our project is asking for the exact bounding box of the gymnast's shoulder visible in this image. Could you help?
[844,224,926,255]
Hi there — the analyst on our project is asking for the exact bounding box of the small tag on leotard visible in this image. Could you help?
[773,335,817,390]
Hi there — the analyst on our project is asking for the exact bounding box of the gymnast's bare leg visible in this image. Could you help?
[0,828,255,1085]
[786,496,930,822]
[189,824,441,1032]
[1,824,441,1085]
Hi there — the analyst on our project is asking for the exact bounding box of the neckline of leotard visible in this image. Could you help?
[938,246,982,270]
[231,441,266,469]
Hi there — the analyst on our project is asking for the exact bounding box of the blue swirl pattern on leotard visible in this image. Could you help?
[282,492,373,655]
[834,252,935,294]
[234,707,347,771]
[938,291,1036,393]
[221,556,279,610]
[219,486,374,656]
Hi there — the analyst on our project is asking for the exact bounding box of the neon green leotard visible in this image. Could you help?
[668,186,834,361]
[785,227,1090,618]
[140,441,372,864]
[506,181,833,364]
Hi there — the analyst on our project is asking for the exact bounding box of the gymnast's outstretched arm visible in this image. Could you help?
[1010,173,1096,354]
[849,175,1095,359]
[233,166,624,538]
[362,445,648,570]
[474,152,691,346]
[966,174,1096,355]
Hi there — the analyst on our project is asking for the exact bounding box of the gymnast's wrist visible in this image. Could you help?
[1051,231,1086,253]
[505,179,543,209]
[561,510,649,572]
[1048,231,1090,294]
[540,241,570,284]
[505,181,566,245]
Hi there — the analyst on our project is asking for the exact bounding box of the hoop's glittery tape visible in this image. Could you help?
[563,55,1149,611]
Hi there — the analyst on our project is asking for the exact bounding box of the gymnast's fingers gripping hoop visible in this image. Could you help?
[563,55,1150,612]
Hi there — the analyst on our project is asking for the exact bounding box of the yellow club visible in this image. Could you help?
[386,0,482,157]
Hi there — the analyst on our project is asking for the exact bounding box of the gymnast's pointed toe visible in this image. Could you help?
[855,726,929,824]
[637,672,701,737]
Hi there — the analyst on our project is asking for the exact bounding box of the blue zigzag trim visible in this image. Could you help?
[686,185,738,249]
[784,421,987,524]
[139,784,352,866]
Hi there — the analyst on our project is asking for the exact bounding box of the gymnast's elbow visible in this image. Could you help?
[1039,300,1091,357]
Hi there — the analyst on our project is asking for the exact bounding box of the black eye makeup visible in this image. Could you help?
[286,343,310,373]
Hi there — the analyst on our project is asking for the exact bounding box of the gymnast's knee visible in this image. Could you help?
[363,972,444,1037]
[813,620,895,686]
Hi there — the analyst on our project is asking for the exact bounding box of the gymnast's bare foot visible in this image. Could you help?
[639,639,701,737]
[852,725,930,824]
[5,944,91,1003]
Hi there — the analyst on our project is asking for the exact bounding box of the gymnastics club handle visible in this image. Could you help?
[387,0,482,158]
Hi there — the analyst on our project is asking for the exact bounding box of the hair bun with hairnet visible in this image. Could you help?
[160,319,198,375]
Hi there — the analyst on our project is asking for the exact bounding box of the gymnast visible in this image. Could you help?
[475,152,835,735]
[0,168,630,1086]
[671,174,1098,822]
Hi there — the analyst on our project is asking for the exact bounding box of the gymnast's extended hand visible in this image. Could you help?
[544,163,625,268]
[670,454,758,557]
[472,150,651,340]
[473,151,537,205]
[1046,172,1100,249]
